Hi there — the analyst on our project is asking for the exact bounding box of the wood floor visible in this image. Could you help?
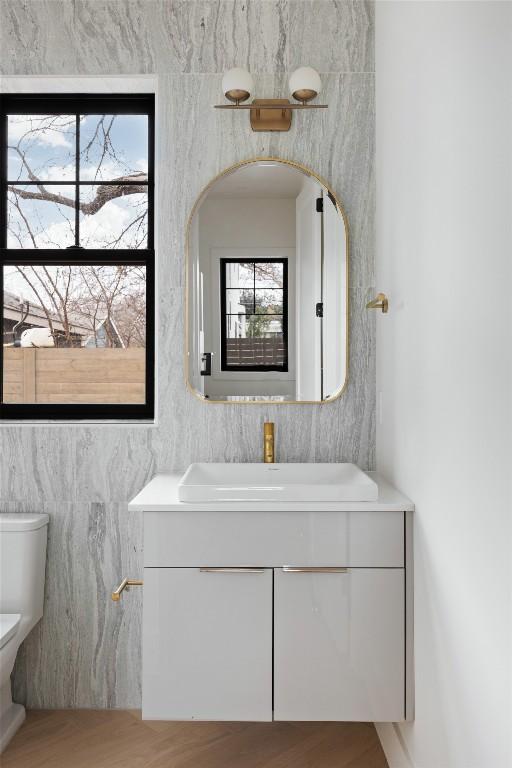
[2,711,389,768]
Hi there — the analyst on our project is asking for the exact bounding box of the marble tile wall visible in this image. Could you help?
[0,0,375,707]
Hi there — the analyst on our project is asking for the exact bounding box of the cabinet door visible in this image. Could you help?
[274,567,404,722]
[143,567,272,721]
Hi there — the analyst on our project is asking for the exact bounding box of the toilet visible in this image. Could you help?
[0,513,49,752]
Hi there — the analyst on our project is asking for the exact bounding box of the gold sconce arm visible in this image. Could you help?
[111,578,143,602]
[366,293,389,314]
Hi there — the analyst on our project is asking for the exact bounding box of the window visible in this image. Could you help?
[220,258,288,372]
[0,94,154,419]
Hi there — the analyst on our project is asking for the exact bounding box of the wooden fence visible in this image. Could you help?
[225,337,286,367]
[3,347,145,404]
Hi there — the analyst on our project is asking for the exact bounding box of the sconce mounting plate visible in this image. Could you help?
[215,98,327,132]
[250,99,292,132]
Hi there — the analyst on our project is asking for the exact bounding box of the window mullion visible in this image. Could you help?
[253,261,256,315]
[75,113,80,247]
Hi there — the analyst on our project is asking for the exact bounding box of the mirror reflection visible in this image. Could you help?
[187,159,347,402]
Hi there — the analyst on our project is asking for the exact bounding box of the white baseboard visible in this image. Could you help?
[375,723,414,768]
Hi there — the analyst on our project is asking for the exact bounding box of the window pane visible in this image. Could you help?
[80,115,148,181]
[254,289,283,315]
[254,262,284,288]
[225,288,254,316]
[7,115,76,182]
[224,262,254,289]
[245,316,283,338]
[3,265,146,404]
[7,185,76,248]
[225,316,285,367]
[79,186,148,248]
[225,315,284,341]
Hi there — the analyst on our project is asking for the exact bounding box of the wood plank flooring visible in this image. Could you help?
[2,711,389,768]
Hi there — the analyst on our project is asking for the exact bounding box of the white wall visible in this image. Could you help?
[375,3,512,768]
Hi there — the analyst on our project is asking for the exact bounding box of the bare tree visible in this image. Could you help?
[6,115,147,347]
[10,264,146,348]
[7,115,148,248]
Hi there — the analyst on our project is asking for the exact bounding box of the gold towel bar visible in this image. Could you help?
[111,578,143,602]
[366,293,389,313]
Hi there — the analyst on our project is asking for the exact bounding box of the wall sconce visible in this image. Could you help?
[215,67,328,132]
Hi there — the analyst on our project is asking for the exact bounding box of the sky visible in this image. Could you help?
[7,114,148,250]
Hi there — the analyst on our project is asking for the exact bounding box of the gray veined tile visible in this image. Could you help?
[0,0,76,75]
[73,428,156,503]
[72,1,157,75]
[12,502,143,708]
[288,0,374,74]
[149,0,289,73]
[1,0,157,76]
[0,427,77,504]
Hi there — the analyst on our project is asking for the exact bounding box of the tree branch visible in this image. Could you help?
[8,172,148,216]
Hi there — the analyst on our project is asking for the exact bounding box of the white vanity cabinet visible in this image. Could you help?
[130,474,414,724]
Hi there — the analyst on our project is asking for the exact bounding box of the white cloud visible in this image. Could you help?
[8,115,74,149]
[7,191,146,251]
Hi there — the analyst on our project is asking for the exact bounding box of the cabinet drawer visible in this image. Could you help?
[144,510,404,568]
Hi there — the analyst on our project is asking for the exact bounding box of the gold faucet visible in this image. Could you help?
[263,422,275,463]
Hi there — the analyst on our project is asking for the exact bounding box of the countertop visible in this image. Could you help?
[128,471,414,513]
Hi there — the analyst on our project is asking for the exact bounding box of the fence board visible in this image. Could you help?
[2,348,145,405]
[225,338,286,367]
[23,348,36,402]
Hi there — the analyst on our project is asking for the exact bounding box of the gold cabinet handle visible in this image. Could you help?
[366,293,389,313]
[200,567,265,573]
[282,566,348,573]
[111,578,143,602]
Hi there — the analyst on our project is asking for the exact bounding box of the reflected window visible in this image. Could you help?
[220,259,288,372]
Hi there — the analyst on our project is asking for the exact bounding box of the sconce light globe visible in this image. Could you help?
[222,68,254,104]
[289,66,322,103]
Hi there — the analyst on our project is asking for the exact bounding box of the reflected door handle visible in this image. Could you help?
[282,566,348,573]
[200,352,212,376]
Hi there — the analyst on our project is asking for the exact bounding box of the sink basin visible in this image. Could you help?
[178,463,378,503]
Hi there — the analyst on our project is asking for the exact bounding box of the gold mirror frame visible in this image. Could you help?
[185,157,349,404]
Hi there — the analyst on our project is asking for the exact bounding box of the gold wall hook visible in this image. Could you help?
[366,293,389,314]
[111,577,143,602]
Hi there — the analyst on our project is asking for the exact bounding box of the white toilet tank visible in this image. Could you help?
[0,514,49,635]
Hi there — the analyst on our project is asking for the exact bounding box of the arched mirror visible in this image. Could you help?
[186,158,348,403]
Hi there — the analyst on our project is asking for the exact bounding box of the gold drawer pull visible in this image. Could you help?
[200,567,265,573]
[111,578,143,601]
[282,566,348,573]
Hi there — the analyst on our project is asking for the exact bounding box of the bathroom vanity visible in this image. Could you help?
[128,470,414,724]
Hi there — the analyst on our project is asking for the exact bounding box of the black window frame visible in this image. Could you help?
[220,257,288,373]
[0,93,155,420]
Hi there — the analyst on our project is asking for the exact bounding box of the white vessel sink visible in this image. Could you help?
[178,463,378,503]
